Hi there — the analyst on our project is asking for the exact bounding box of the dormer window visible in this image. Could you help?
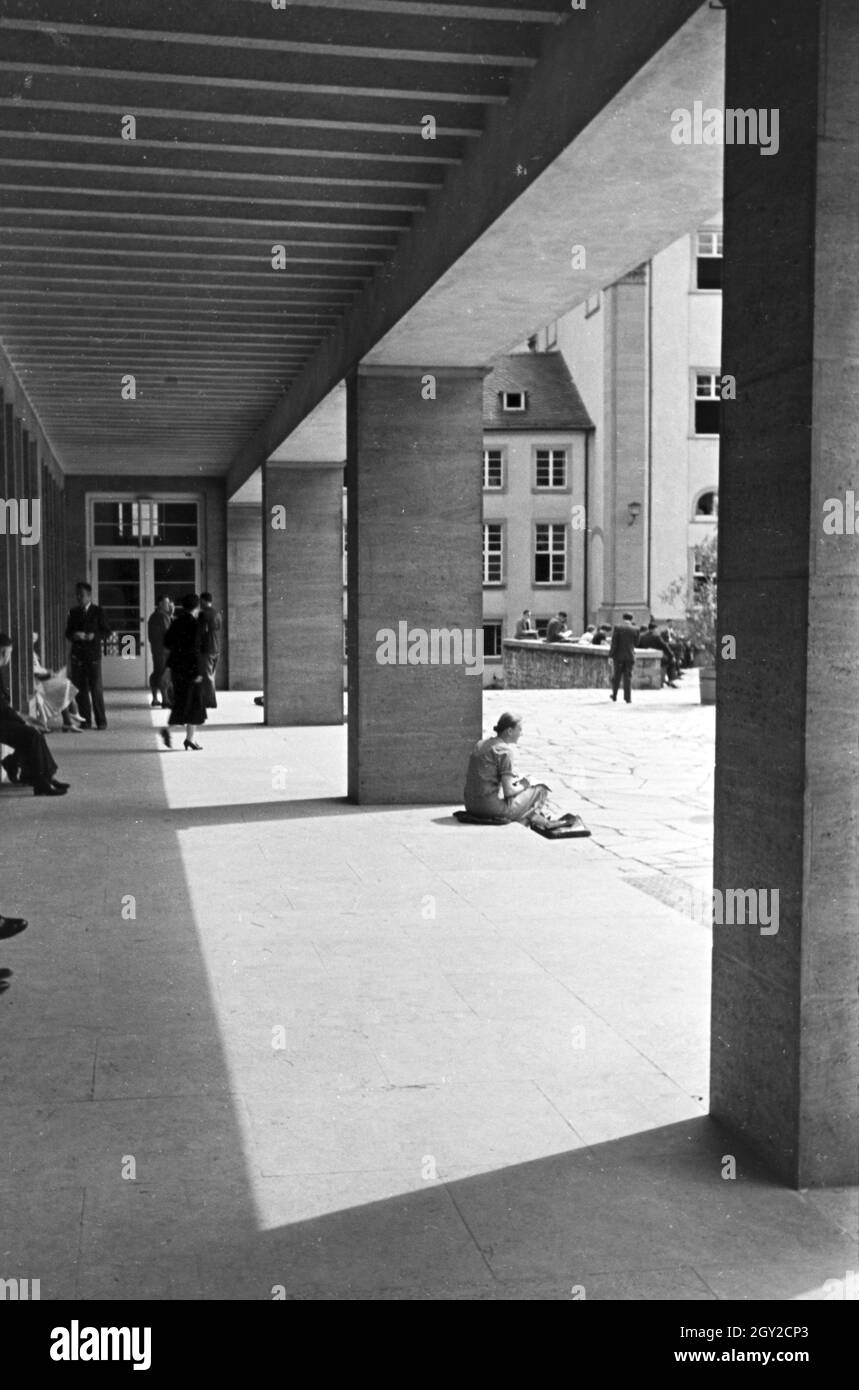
[501,391,526,412]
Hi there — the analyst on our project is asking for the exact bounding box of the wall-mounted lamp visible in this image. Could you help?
[627,501,642,526]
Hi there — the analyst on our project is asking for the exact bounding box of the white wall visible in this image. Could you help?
[553,301,606,617]
[549,224,721,622]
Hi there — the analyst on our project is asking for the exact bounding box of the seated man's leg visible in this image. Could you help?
[0,722,58,786]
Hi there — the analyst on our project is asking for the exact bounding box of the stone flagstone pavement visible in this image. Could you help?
[0,682,855,1300]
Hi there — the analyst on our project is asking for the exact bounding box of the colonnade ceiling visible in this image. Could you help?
[0,0,571,474]
[0,0,719,486]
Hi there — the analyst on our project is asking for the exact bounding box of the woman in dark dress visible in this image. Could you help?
[160,593,207,750]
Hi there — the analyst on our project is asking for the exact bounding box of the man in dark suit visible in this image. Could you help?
[147,595,173,708]
[608,612,639,704]
[198,592,222,709]
[0,633,69,795]
[545,610,575,643]
[65,581,113,729]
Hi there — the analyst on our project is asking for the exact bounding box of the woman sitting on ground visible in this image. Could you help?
[463,712,551,825]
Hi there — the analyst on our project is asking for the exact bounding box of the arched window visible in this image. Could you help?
[694,490,718,519]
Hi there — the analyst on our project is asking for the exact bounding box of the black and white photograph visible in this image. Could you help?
[0,0,856,1347]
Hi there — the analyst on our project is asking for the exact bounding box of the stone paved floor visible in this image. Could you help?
[485,672,715,922]
[0,684,855,1300]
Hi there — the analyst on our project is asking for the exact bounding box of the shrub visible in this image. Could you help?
[661,533,718,662]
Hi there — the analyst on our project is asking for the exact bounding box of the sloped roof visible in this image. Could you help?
[484,352,594,431]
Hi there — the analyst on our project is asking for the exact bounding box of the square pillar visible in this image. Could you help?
[347,366,484,803]
[227,501,263,690]
[712,0,859,1184]
[262,460,344,725]
[598,266,651,626]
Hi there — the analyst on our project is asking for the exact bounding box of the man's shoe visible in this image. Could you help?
[150,699,161,707]
[609,694,617,702]
[79,723,92,730]
[33,781,68,796]
[1,754,21,783]
[0,916,28,940]
[51,779,70,791]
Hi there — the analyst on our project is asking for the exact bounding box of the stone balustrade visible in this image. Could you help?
[502,638,665,690]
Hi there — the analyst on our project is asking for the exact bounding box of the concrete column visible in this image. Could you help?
[712,0,859,1184]
[347,366,484,803]
[599,266,651,626]
[262,461,344,726]
[226,503,263,691]
[0,395,10,644]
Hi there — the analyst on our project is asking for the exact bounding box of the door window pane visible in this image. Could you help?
[93,501,139,546]
[92,499,199,548]
[153,503,199,547]
[152,558,197,607]
[96,557,141,657]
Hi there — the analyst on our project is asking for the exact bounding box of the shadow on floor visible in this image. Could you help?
[2,697,852,1301]
[162,798,465,829]
[195,1117,856,1300]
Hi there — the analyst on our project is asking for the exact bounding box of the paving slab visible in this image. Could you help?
[0,687,854,1300]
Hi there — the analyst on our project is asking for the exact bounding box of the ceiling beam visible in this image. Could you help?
[0,78,487,136]
[0,2,543,65]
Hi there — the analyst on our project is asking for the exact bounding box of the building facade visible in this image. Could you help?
[526,220,722,629]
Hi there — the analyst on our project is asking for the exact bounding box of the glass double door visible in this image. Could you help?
[94,552,199,689]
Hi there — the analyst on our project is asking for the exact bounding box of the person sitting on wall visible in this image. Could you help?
[576,624,597,644]
[637,620,679,687]
[0,634,71,796]
[514,609,539,640]
[590,624,612,647]
[545,611,575,643]
[463,712,551,825]
[664,624,688,674]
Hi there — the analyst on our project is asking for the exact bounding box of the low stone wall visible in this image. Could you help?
[502,639,665,690]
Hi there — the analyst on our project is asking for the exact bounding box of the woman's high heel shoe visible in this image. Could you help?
[183,739,202,751]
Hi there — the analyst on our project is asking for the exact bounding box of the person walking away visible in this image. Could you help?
[147,596,173,708]
[160,594,208,751]
[65,582,113,730]
[609,612,639,703]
